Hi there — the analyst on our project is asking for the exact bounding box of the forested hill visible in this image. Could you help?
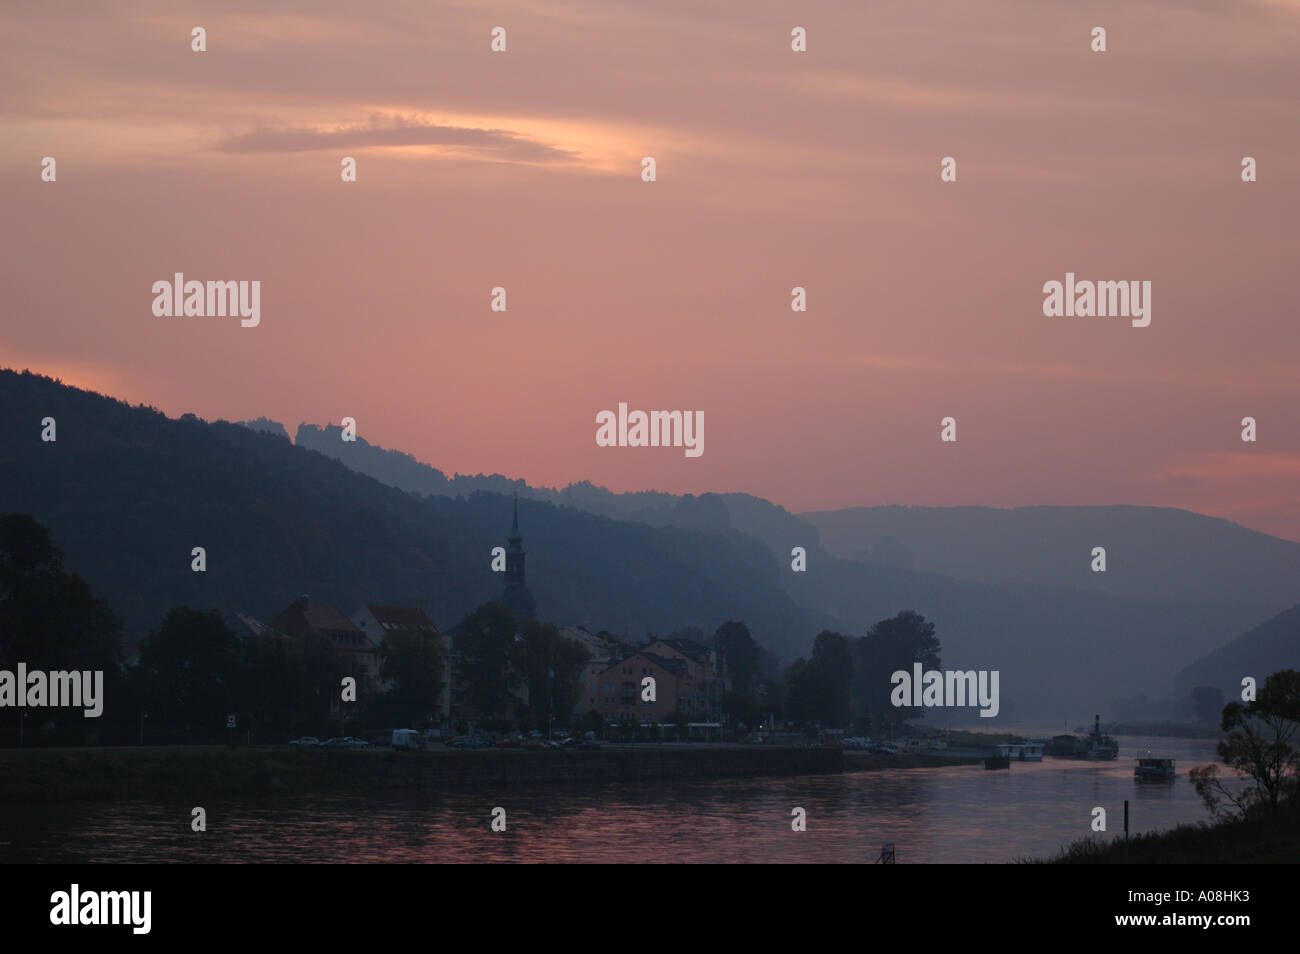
[285,415,1291,715]
[1175,603,1300,698]
[0,370,828,657]
[5,369,1286,717]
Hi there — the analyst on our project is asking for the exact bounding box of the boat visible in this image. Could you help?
[1081,715,1118,759]
[1082,738,1118,760]
[997,742,1044,762]
[1047,734,1079,757]
[984,754,1011,769]
[1134,757,1176,782]
[1050,715,1119,760]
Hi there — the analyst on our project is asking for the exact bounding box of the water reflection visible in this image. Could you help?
[0,736,1236,863]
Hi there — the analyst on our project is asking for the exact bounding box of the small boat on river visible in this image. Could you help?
[997,742,1044,762]
[1134,756,1176,782]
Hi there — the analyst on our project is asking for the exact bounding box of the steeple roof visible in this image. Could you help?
[508,490,524,551]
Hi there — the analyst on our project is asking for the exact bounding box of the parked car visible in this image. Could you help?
[289,737,320,747]
[392,728,422,750]
[873,742,901,755]
[344,737,370,748]
[321,737,350,748]
[494,736,521,748]
[454,738,493,749]
[578,740,601,750]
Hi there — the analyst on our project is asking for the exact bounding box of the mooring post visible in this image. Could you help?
[1124,799,1130,862]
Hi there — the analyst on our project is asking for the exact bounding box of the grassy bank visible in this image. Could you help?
[843,751,981,771]
[1028,808,1300,864]
[939,730,1021,748]
[1104,721,1222,739]
[0,745,332,801]
[0,743,843,801]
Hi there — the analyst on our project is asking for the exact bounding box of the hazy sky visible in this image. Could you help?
[3,0,1298,540]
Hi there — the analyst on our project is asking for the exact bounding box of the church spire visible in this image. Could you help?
[502,491,536,621]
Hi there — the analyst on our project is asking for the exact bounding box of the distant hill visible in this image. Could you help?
[1174,603,1300,698]
[287,421,1300,613]
[800,505,1300,608]
[6,370,1287,718]
[237,417,291,441]
[258,412,1293,717]
[0,370,827,660]
[293,423,685,516]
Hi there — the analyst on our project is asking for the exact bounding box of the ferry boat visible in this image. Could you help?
[1134,757,1176,781]
[1049,715,1119,760]
[996,742,1044,762]
[1081,715,1118,759]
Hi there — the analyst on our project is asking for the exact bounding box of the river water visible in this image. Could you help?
[0,736,1233,863]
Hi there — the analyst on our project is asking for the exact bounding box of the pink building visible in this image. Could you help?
[587,651,683,724]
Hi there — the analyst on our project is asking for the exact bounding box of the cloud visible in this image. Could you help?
[217,114,580,163]
[1151,453,1300,488]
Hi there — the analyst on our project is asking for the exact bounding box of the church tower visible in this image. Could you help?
[500,491,537,622]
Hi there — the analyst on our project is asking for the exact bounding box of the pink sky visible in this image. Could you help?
[3,0,1298,540]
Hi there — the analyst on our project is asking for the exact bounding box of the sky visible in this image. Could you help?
[2,0,1298,540]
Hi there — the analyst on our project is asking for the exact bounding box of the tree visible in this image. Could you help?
[455,602,522,720]
[758,675,784,728]
[783,632,854,729]
[134,608,242,730]
[517,620,590,731]
[1191,670,1300,819]
[291,630,348,736]
[853,611,941,733]
[0,511,63,600]
[808,630,854,728]
[714,620,760,698]
[377,628,444,728]
[715,620,762,727]
[240,633,294,737]
[0,513,123,677]
[784,658,813,729]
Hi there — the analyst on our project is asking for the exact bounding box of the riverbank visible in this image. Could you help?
[1103,721,1222,739]
[0,743,844,801]
[843,751,981,771]
[1030,807,1300,864]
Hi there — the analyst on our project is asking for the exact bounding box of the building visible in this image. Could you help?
[224,612,277,645]
[563,626,616,718]
[351,604,441,646]
[588,651,684,724]
[559,625,610,661]
[351,604,444,702]
[645,637,720,718]
[500,492,537,623]
[271,595,383,693]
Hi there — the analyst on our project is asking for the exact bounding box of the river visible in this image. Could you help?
[0,735,1232,863]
